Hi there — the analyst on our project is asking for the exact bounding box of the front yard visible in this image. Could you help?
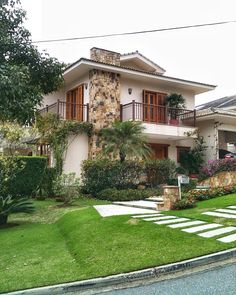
[1,195,236,293]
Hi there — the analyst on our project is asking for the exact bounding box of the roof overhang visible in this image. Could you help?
[196,108,236,124]
[64,59,216,95]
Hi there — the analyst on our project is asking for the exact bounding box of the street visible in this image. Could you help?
[98,262,236,295]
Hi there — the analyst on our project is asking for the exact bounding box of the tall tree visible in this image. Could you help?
[0,0,64,124]
[100,121,151,162]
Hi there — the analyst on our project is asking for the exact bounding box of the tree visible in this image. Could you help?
[0,0,64,124]
[100,121,151,162]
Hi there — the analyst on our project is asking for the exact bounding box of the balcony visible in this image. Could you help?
[39,100,89,122]
[121,100,196,127]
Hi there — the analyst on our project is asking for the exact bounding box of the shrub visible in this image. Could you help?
[188,185,236,201]
[0,156,47,197]
[172,196,196,210]
[145,159,176,187]
[201,158,236,179]
[81,160,143,196]
[0,196,35,225]
[97,188,162,201]
[39,167,57,197]
[53,173,80,205]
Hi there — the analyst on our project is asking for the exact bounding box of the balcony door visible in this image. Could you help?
[143,90,166,123]
[66,85,83,120]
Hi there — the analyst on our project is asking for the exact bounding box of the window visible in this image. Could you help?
[66,84,84,121]
[176,146,190,163]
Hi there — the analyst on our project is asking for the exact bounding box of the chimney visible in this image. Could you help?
[90,47,120,66]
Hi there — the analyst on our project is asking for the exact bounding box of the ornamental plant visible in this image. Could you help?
[201,158,236,179]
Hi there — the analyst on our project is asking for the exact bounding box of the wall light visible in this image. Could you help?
[128,88,132,95]
[84,83,88,90]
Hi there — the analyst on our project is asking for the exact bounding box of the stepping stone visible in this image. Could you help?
[203,212,236,219]
[143,216,177,221]
[154,218,189,225]
[217,233,236,243]
[94,205,157,217]
[169,220,206,229]
[132,214,162,218]
[215,209,236,215]
[198,227,236,238]
[182,223,222,233]
[227,206,236,209]
[114,200,157,210]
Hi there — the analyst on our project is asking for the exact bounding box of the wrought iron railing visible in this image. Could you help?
[39,100,89,122]
[121,100,196,127]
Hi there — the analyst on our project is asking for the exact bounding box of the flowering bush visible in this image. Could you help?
[172,195,196,210]
[188,185,236,201]
[201,158,236,179]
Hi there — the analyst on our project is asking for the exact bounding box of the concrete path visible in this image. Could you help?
[94,205,157,217]
[202,205,236,219]
[198,227,236,238]
[114,200,158,210]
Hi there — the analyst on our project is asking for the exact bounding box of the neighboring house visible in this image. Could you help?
[196,95,236,160]
[40,47,215,175]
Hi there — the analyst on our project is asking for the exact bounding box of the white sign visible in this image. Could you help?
[178,175,190,184]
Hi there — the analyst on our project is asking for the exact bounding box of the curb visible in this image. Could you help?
[4,247,236,295]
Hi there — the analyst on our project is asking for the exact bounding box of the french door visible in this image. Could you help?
[66,85,83,121]
[149,143,169,159]
[143,90,166,123]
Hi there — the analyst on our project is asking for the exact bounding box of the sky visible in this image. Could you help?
[20,0,236,106]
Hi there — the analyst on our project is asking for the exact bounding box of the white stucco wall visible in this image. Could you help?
[120,77,195,109]
[197,120,216,161]
[63,134,89,177]
[42,74,90,108]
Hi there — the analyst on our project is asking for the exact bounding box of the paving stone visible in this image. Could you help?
[203,212,236,219]
[154,218,189,225]
[227,206,236,209]
[169,220,206,229]
[93,205,157,217]
[198,227,236,238]
[143,216,177,221]
[182,223,222,233]
[114,200,157,210]
[132,214,162,218]
[217,233,236,243]
[215,209,236,215]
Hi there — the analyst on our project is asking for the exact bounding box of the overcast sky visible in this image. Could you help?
[21,0,236,105]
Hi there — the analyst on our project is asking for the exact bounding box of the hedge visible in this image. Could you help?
[97,188,162,201]
[81,160,143,196]
[0,156,47,197]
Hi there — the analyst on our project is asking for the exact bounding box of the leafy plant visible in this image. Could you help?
[36,113,92,175]
[53,173,80,205]
[145,159,176,187]
[0,196,35,225]
[166,93,186,109]
[0,0,64,124]
[180,135,207,174]
[201,158,236,179]
[100,121,151,162]
[81,160,144,196]
[172,196,196,210]
[97,188,162,201]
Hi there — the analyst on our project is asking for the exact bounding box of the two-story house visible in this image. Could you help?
[40,47,215,176]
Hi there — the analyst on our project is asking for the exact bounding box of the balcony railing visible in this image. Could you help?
[39,100,89,122]
[121,100,196,127]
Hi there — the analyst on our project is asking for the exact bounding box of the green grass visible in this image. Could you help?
[1,195,236,293]
[167,193,236,227]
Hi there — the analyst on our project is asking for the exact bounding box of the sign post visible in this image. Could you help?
[177,175,189,200]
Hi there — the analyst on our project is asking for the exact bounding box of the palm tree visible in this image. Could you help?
[100,121,151,162]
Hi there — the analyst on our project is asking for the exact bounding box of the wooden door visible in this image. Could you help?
[150,143,168,159]
[66,85,83,120]
[143,91,166,123]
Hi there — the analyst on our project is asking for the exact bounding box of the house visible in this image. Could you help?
[196,95,236,160]
[40,47,215,175]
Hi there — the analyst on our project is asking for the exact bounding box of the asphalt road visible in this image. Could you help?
[98,262,236,295]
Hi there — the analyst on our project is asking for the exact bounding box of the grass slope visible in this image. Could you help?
[1,195,236,293]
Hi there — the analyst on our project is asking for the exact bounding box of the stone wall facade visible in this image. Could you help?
[89,69,121,158]
[199,171,236,187]
[90,47,121,66]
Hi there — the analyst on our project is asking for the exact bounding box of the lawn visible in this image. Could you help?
[1,195,236,293]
